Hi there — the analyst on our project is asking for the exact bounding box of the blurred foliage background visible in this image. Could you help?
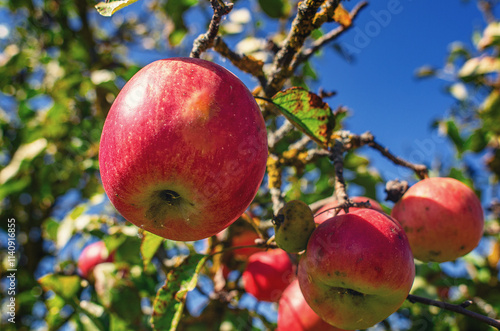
[0,0,500,330]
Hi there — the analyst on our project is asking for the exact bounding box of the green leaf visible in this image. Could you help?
[38,274,81,301]
[480,90,500,134]
[151,254,208,330]
[0,176,31,201]
[141,231,164,270]
[344,152,370,169]
[271,87,335,148]
[445,119,464,154]
[258,0,290,19]
[464,129,489,153]
[447,167,475,190]
[44,295,68,329]
[164,0,198,46]
[95,0,140,17]
[42,218,60,242]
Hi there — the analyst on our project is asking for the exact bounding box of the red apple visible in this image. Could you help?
[278,279,345,331]
[78,241,114,279]
[99,58,268,241]
[391,177,484,262]
[298,209,415,330]
[314,196,383,224]
[231,230,262,260]
[242,249,295,302]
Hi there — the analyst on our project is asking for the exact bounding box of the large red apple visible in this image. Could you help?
[298,209,414,330]
[242,249,295,302]
[78,241,114,279]
[99,58,268,241]
[391,177,484,262]
[314,196,383,224]
[278,279,345,331]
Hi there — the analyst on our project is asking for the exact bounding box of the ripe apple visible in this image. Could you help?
[242,249,295,302]
[78,241,114,279]
[298,209,415,330]
[278,279,345,331]
[391,177,484,262]
[314,196,383,224]
[99,57,268,241]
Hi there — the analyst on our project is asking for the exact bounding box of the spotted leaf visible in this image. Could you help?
[272,87,335,148]
[150,254,208,330]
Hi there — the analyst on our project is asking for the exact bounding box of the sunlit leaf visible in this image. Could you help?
[141,231,164,270]
[333,4,351,27]
[0,138,47,184]
[42,218,60,242]
[151,254,208,330]
[458,56,500,81]
[448,83,468,101]
[38,274,81,301]
[95,0,140,17]
[478,22,500,50]
[271,87,335,148]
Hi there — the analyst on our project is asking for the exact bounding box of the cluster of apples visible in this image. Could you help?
[96,57,485,330]
[269,177,484,330]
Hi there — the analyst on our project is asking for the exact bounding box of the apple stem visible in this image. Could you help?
[329,139,350,214]
[313,200,372,218]
[407,294,500,329]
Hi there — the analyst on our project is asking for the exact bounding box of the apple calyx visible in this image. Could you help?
[145,189,194,224]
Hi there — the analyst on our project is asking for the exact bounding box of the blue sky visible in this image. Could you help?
[307,1,490,189]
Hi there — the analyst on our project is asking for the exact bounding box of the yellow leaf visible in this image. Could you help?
[95,0,140,17]
[333,4,351,27]
[488,241,500,269]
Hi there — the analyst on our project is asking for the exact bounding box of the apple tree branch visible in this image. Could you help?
[407,294,500,329]
[190,0,233,58]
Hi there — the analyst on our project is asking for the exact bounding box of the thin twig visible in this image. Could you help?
[213,36,267,87]
[264,0,326,96]
[358,131,429,179]
[268,121,295,149]
[407,294,500,329]
[293,1,368,69]
[190,0,233,58]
